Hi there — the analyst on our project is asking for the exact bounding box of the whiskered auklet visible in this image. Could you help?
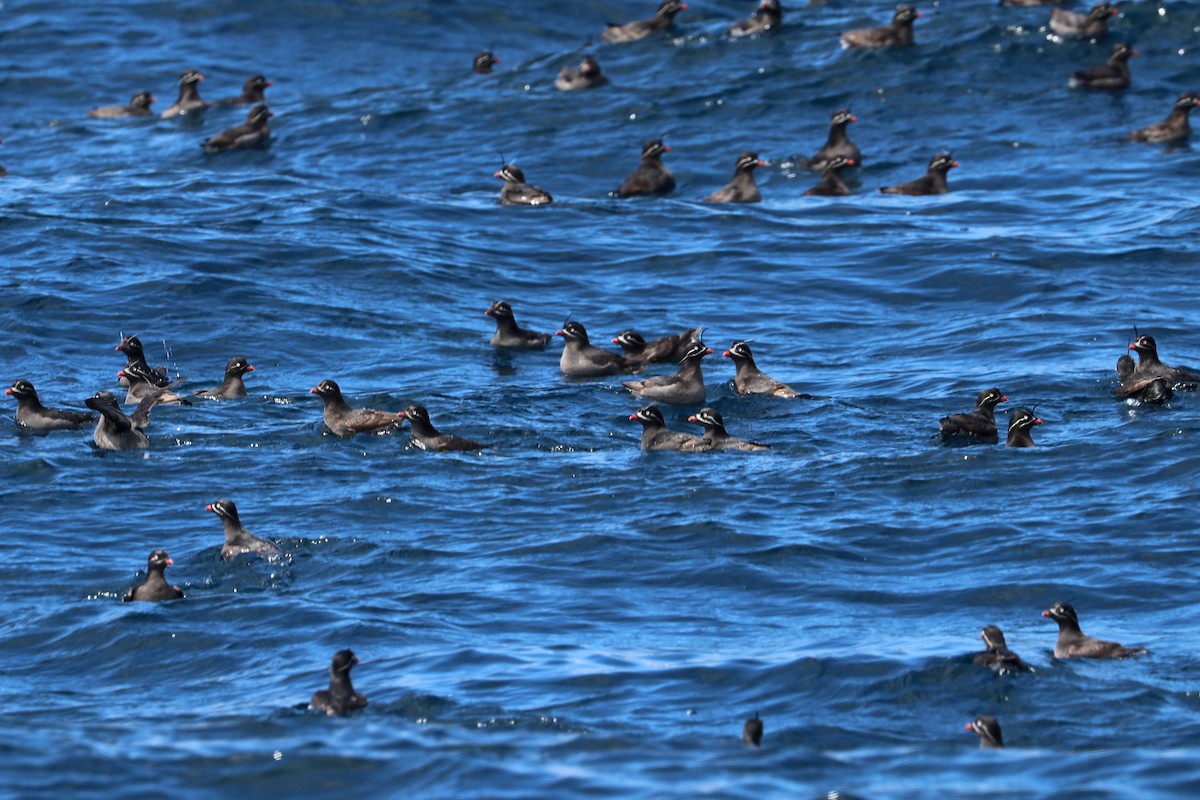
[124,549,184,602]
[688,407,771,451]
[805,155,855,196]
[88,91,155,119]
[629,405,710,451]
[310,649,369,716]
[494,164,553,206]
[611,328,701,364]
[486,300,552,348]
[704,152,763,203]
[202,104,272,153]
[731,0,782,38]
[623,339,712,405]
[398,403,489,452]
[7,379,95,431]
[742,711,764,745]
[118,365,191,407]
[85,389,174,450]
[840,6,921,48]
[1043,601,1147,658]
[939,388,1006,445]
[880,153,957,195]
[211,75,272,107]
[116,334,170,389]
[206,497,281,560]
[558,321,641,377]
[602,1,687,43]
[473,51,498,74]
[1128,91,1199,143]
[1005,407,1042,447]
[1050,2,1116,38]
[310,380,400,437]
[1068,42,1135,90]
[194,357,254,399]
[1127,333,1200,385]
[973,625,1033,674]
[805,109,861,172]
[966,716,1004,748]
[556,56,608,91]
[723,341,802,397]
[160,69,208,118]
[618,139,675,197]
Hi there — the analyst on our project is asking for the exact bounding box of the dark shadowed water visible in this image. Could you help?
[2,1,1200,797]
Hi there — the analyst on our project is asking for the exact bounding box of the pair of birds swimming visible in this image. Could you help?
[938,388,1043,448]
[122,498,281,602]
[88,70,274,153]
[967,601,1148,749]
[742,599,1145,750]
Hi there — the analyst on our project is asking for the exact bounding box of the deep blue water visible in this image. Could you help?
[2,0,1200,797]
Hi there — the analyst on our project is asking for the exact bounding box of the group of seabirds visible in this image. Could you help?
[476,0,1198,206]
[5,0,1195,725]
[2,2,1196,189]
[6,310,1195,717]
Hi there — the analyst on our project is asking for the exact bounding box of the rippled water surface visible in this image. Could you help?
[2,1,1200,797]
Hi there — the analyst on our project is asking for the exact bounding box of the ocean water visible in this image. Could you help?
[2,0,1199,797]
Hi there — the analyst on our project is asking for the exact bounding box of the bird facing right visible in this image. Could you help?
[310,649,369,716]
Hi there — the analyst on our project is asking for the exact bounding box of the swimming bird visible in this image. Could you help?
[473,51,498,74]
[840,6,921,48]
[558,321,641,377]
[723,341,801,397]
[116,334,170,389]
[310,380,401,437]
[160,69,208,118]
[194,357,254,399]
[556,56,608,91]
[880,153,957,196]
[805,109,861,172]
[7,379,95,431]
[1126,333,1200,385]
[629,405,709,451]
[1005,408,1042,447]
[688,407,771,451]
[494,164,553,206]
[623,339,712,406]
[206,498,281,560]
[611,328,702,364]
[742,711,764,745]
[704,152,763,203]
[211,75,272,107]
[1042,601,1147,658]
[1114,353,1171,404]
[123,550,184,602]
[966,716,1003,748]
[618,139,675,197]
[972,625,1033,675]
[731,0,782,38]
[486,300,552,349]
[805,155,855,196]
[1050,2,1116,38]
[310,649,369,716]
[88,91,155,119]
[939,388,1006,445]
[118,364,191,406]
[602,1,687,43]
[398,403,489,452]
[202,105,272,153]
[1127,91,1199,143]
[1068,42,1135,90]
[85,389,174,450]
